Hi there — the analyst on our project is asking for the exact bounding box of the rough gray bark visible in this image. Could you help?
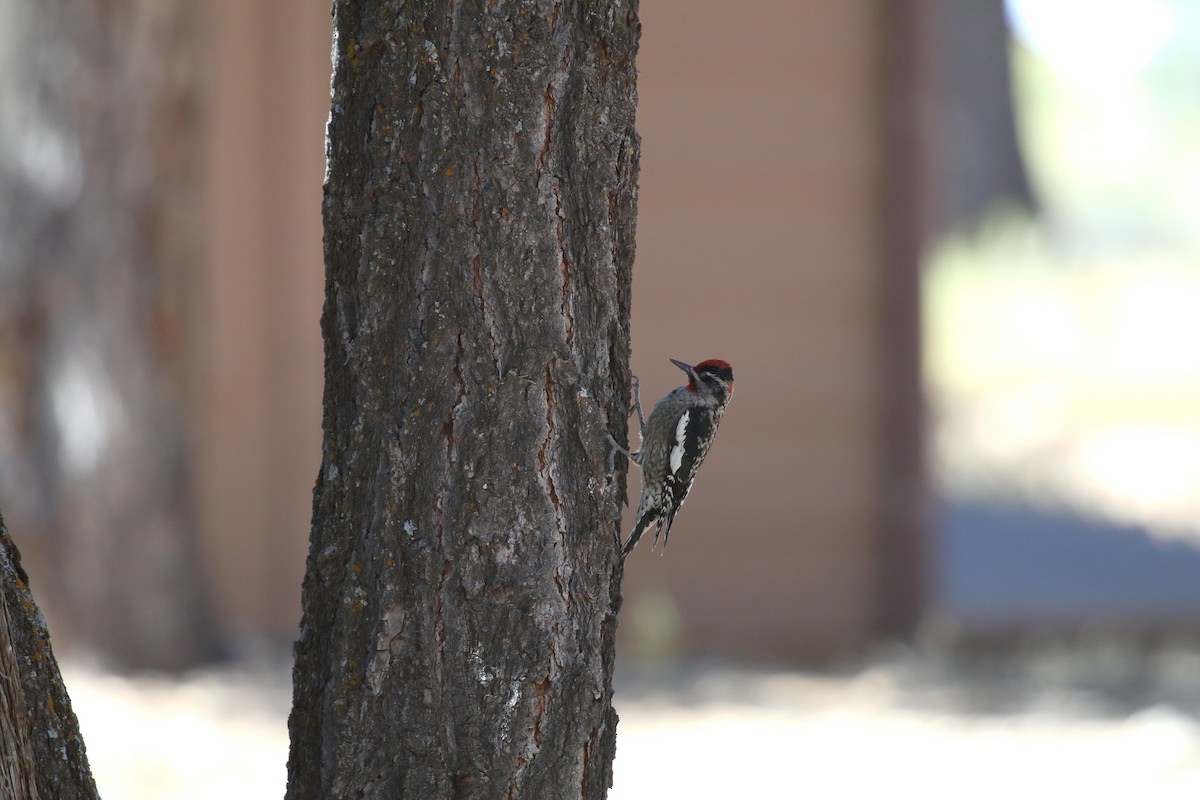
[286,1,639,798]
[0,512,100,800]
[0,0,220,671]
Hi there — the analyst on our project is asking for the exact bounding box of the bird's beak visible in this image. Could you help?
[669,358,699,390]
[669,358,693,373]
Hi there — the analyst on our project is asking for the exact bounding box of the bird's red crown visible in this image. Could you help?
[688,359,734,393]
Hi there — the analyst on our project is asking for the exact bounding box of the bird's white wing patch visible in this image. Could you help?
[669,410,689,474]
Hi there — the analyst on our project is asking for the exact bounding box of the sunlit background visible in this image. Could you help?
[929,0,1200,638]
[3,0,1200,797]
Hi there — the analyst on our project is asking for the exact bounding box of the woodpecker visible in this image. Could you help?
[611,358,734,556]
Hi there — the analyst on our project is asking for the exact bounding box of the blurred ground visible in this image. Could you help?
[64,643,1200,799]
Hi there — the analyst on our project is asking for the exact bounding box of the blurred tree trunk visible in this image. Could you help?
[0,511,100,800]
[928,0,1035,234]
[286,1,638,798]
[0,1,221,670]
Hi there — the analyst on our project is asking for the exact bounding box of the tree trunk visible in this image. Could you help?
[286,1,639,798]
[0,512,100,800]
[928,0,1034,233]
[0,0,221,671]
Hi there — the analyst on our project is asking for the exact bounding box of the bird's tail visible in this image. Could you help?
[622,509,659,557]
[652,510,677,552]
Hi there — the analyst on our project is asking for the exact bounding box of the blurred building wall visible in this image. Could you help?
[619,1,924,661]
[192,0,926,660]
[196,0,328,642]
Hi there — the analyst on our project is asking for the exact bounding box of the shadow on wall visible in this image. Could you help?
[939,499,1200,631]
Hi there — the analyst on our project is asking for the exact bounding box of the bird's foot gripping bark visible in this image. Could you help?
[604,431,640,473]
[601,373,643,476]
